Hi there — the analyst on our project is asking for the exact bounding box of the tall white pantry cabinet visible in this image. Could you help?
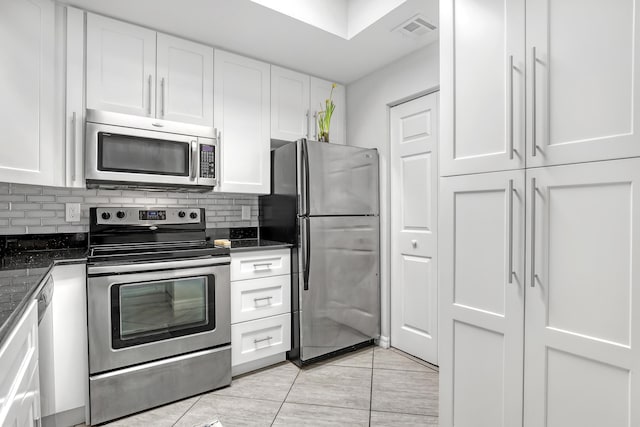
[439,0,640,426]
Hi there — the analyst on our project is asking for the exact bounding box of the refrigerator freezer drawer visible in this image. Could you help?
[231,275,291,324]
[231,249,291,281]
[231,313,291,366]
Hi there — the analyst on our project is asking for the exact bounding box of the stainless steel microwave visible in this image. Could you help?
[85,110,218,192]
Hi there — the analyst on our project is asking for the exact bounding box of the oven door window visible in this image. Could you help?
[98,132,190,176]
[111,275,215,349]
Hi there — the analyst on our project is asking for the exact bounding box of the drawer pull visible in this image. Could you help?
[253,262,273,270]
[254,336,273,345]
[254,296,273,305]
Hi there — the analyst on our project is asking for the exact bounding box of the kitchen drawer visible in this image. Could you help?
[231,313,291,366]
[231,275,291,324]
[230,249,290,281]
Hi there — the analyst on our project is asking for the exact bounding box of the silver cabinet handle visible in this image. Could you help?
[313,112,318,139]
[305,110,310,139]
[531,47,537,157]
[530,177,537,287]
[254,336,273,344]
[147,74,152,116]
[190,141,197,181]
[160,77,165,118]
[411,240,418,248]
[508,179,515,284]
[253,262,273,270]
[509,55,515,160]
[254,296,273,304]
[70,111,77,182]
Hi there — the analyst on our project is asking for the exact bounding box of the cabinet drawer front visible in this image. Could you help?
[231,313,291,366]
[231,275,291,324]
[231,249,291,281]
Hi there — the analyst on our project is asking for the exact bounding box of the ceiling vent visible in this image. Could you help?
[393,14,437,38]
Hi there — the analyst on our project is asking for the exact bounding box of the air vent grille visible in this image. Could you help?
[393,14,437,38]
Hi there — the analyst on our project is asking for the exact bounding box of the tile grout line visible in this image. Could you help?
[172,394,204,426]
[369,348,374,426]
[269,363,302,426]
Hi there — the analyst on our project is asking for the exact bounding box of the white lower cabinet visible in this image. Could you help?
[231,313,291,367]
[440,158,640,426]
[0,300,40,427]
[439,169,525,427]
[230,249,291,375]
[524,159,640,426]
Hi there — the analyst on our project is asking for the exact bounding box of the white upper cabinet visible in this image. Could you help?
[527,0,640,167]
[0,0,64,186]
[440,0,525,176]
[214,50,270,194]
[86,14,156,117]
[270,66,310,142]
[65,6,85,188]
[156,34,213,126]
[310,77,346,145]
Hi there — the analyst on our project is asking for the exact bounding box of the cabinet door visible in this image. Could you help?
[0,300,40,427]
[271,66,310,142]
[214,50,270,194]
[65,6,85,187]
[527,0,640,167]
[86,13,156,117]
[440,0,525,176]
[524,159,640,426]
[439,170,525,427]
[0,0,62,186]
[156,33,213,126]
[310,77,346,145]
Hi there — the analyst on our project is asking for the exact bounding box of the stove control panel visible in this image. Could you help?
[95,207,202,225]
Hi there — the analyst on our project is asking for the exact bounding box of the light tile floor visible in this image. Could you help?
[99,346,439,427]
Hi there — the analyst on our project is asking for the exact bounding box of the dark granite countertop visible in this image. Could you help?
[226,239,293,252]
[0,233,88,348]
[205,226,292,252]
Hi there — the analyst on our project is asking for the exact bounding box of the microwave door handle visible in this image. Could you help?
[190,141,197,181]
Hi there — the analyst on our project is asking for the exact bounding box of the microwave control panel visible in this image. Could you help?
[200,144,215,179]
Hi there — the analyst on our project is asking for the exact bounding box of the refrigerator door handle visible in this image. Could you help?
[303,216,311,291]
[301,139,311,216]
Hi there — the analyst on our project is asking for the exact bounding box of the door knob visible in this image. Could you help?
[411,240,418,248]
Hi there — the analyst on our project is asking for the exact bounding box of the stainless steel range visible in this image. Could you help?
[86,207,231,425]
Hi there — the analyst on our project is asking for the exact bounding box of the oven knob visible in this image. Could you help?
[190,212,198,219]
[116,211,126,219]
[178,211,186,218]
[101,212,111,220]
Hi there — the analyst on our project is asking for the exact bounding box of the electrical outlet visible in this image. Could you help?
[241,205,251,221]
[65,203,81,222]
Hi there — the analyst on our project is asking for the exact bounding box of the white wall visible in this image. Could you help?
[346,43,439,346]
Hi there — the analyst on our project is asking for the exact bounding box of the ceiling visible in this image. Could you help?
[62,0,438,84]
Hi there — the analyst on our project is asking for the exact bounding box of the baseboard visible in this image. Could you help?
[376,335,390,348]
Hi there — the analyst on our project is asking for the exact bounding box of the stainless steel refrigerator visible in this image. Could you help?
[260,139,380,365]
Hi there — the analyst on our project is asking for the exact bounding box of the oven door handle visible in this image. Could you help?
[88,256,231,275]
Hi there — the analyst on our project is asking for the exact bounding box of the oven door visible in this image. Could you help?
[87,257,230,374]
[85,122,217,189]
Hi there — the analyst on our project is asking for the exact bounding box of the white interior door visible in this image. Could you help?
[156,33,213,126]
[527,0,640,167]
[439,170,525,427]
[524,159,640,426]
[390,93,438,364]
